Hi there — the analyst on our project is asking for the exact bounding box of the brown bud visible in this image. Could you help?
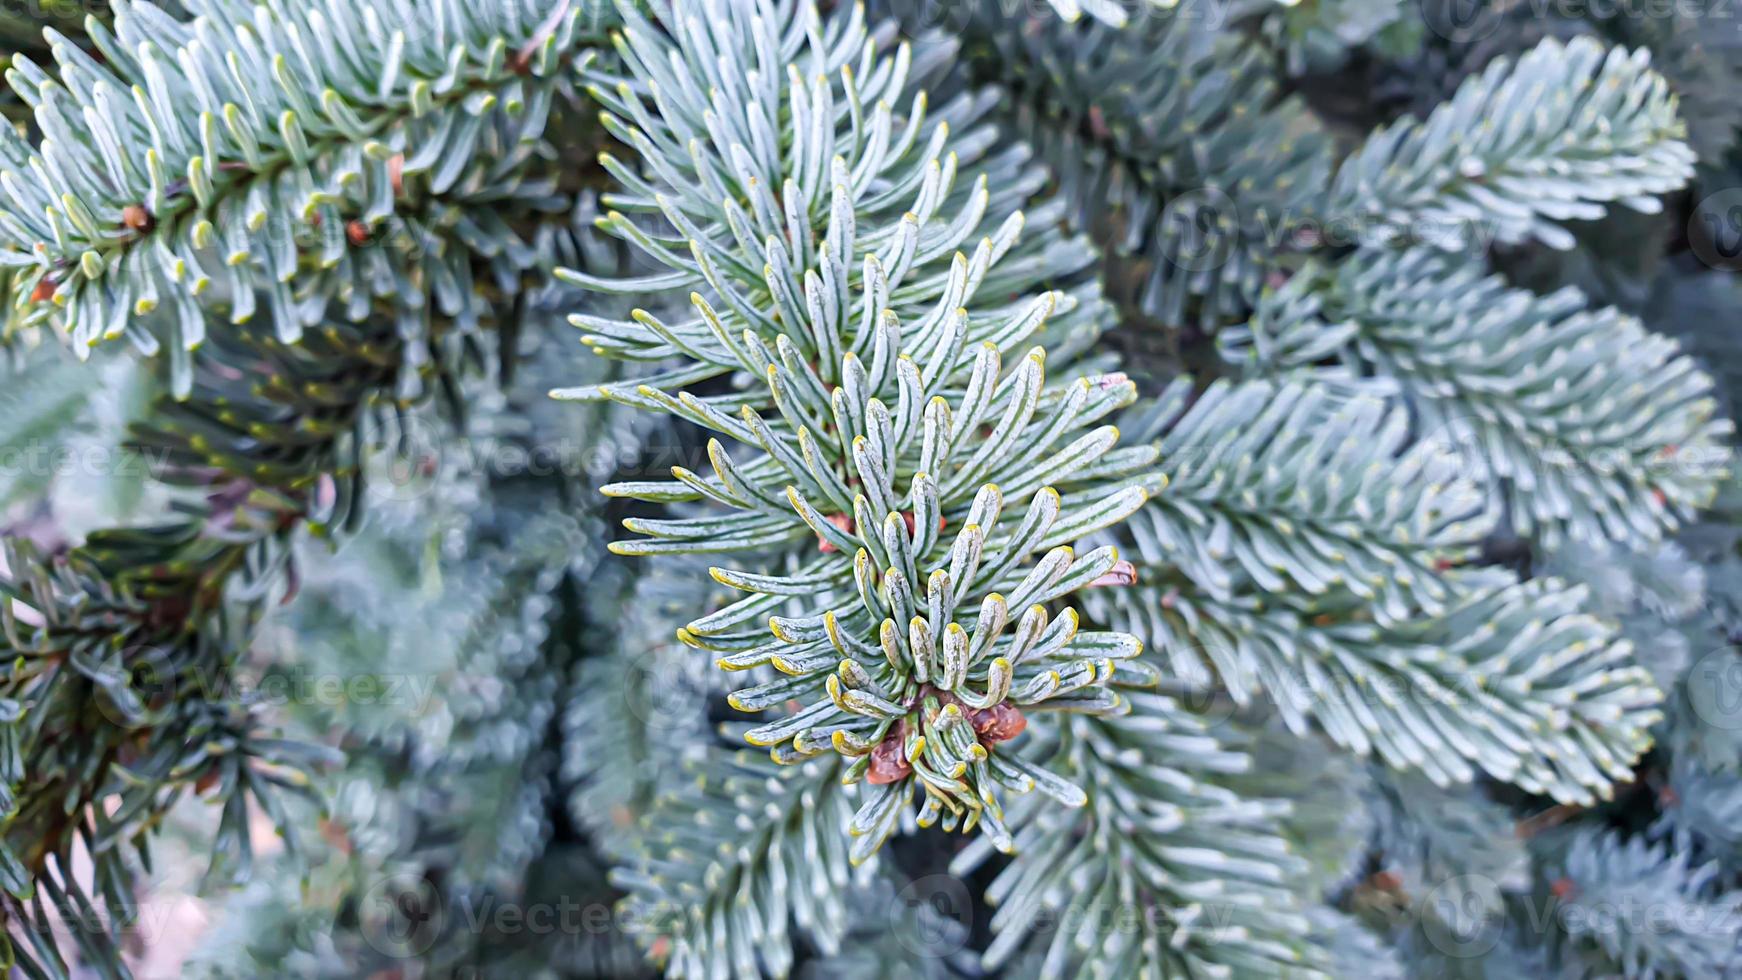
[316,473,339,511]
[865,730,911,784]
[898,510,946,538]
[1087,105,1111,140]
[1550,877,1577,900]
[318,817,353,854]
[346,220,371,247]
[817,512,854,553]
[30,277,55,303]
[969,701,1027,743]
[121,204,153,232]
[388,154,405,197]
[280,560,301,607]
[1087,560,1138,588]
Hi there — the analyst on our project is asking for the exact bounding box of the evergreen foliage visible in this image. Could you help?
[1,0,1741,978]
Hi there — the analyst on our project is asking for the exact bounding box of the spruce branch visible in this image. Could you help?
[951,689,1327,977]
[0,192,624,977]
[565,0,1156,857]
[1122,377,1490,619]
[0,0,606,395]
[1331,34,1695,251]
[881,2,1334,327]
[179,394,634,975]
[1224,247,1733,547]
[564,563,720,854]
[0,315,414,975]
[1544,827,1742,978]
[610,751,864,979]
[1089,570,1665,805]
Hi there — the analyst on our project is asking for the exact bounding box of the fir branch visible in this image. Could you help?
[1545,827,1742,978]
[1224,247,1733,548]
[0,0,606,392]
[610,750,864,979]
[0,315,414,975]
[882,2,1335,327]
[1087,570,1665,805]
[1330,34,1695,251]
[566,0,1154,856]
[1123,377,1490,619]
[0,195,622,975]
[951,690,1327,977]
